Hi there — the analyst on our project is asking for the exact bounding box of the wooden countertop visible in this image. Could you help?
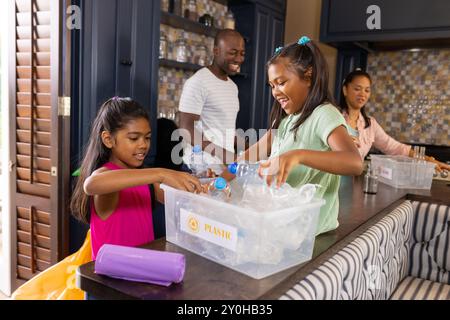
[76,177,450,300]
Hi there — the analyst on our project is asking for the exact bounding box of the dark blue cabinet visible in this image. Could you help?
[71,0,159,167]
[230,1,285,131]
[253,0,286,15]
[321,0,450,102]
[321,0,450,45]
[70,0,160,252]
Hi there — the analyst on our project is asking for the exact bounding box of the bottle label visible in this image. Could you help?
[379,166,392,180]
[180,208,238,252]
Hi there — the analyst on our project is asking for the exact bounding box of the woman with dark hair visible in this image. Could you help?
[340,69,449,171]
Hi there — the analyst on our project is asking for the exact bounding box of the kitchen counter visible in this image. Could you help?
[76,176,450,300]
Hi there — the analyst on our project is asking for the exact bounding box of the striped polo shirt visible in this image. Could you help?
[179,67,239,166]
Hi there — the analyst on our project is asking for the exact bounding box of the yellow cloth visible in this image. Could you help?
[11,230,92,300]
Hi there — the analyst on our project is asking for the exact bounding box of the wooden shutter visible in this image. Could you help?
[9,0,66,289]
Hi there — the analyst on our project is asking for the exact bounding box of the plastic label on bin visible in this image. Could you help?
[180,208,238,252]
[379,166,392,180]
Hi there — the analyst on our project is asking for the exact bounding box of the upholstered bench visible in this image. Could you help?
[279,201,450,300]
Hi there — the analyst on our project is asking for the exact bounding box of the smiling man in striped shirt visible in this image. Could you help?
[178,29,246,173]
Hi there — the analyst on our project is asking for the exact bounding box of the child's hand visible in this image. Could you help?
[206,168,217,178]
[160,169,202,193]
[199,183,210,194]
[258,150,303,188]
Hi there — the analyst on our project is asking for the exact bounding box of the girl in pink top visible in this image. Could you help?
[70,97,201,259]
[340,69,449,171]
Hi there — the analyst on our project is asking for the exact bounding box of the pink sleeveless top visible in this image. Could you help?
[90,162,154,260]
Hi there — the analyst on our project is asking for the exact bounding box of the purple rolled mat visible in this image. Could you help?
[94,244,186,286]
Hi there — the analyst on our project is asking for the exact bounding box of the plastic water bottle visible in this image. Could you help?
[228,161,265,189]
[228,162,264,204]
[190,144,207,178]
[206,177,231,202]
[227,162,260,178]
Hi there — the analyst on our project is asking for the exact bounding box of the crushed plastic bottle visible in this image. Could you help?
[227,162,260,178]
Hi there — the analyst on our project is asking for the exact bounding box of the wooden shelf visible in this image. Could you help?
[159,59,249,78]
[160,11,220,38]
[159,59,203,72]
[212,0,228,5]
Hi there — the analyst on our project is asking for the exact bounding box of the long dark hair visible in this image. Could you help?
[267,39,335,133]
[340,69,372,128]
[70,97,150,224]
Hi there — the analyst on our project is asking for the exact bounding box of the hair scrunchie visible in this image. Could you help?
[274,46,283,55]
[297,36,311,45]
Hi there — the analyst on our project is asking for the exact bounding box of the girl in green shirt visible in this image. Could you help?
[241,37,362,234]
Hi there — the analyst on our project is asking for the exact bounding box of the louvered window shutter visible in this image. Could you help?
[10,0,65,289]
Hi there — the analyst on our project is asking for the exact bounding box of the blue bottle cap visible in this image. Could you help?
[227,162,238,174]
[214,177,227,190]
[193,145,202,153]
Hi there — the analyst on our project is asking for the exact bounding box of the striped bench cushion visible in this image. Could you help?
[409,202,450,284]
[390,276,450,300]
[280,201,413,300]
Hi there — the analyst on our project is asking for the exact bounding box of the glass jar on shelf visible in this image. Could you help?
[161,0,170,12]
[174,32,188,63]
[199,13,214,27]
[159,33,168,59]
[171,0,182,16]
[224,10,235,29]
[158,101,177,121]
[167,104,177,121]
[195,43,208,66]
[158,102,168,119]
[184,0,198,21]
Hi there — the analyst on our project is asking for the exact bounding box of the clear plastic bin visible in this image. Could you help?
[161,184,325,279]
[370,155,435,189]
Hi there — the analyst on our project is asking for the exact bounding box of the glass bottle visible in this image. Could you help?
[159,34,168,59]
[363,163,378,194]
[175,32,188,63]
[224,10,235,29]
[184,0,197,21]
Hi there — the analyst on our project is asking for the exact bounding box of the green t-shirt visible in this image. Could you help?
[270,103,346,235]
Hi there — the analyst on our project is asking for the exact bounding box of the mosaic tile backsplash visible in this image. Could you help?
[366,49,450,146]
[158,0,229,123]
[158,66,195,123]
